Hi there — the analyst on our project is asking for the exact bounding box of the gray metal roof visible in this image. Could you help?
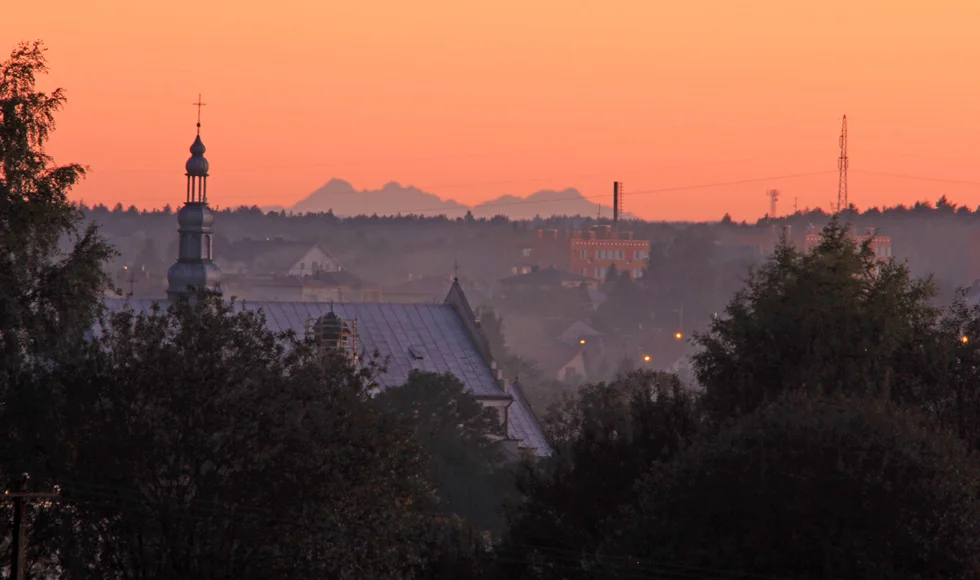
[103,298,550,455]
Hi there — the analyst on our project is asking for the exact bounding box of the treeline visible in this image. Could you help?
[84,190,980,311]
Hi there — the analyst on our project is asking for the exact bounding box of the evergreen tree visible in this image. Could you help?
[693,216,938,422]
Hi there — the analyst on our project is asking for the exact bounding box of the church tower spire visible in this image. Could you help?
[166,95,222,300]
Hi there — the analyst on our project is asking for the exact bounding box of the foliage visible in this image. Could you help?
[377,370,515,536]
[20,294,456,579]
[693,216,939,421]
[498,371,700,579]
[927,295,980,452]
[600,395,980,580]
[0,41,115,574]
[0,40,114,363]
[592,270,645,335]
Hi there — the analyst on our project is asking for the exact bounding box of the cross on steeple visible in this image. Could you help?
[193,94,206,134]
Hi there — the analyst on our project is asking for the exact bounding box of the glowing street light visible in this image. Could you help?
[643,355,651,363]
[579,339,586,345]
[962,335,970,345]
[674,331,683,340]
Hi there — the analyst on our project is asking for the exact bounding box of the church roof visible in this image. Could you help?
[103,298,550,455]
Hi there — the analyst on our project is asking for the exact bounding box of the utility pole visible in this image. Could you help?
[6,475,59,580]
[124,266,135,298]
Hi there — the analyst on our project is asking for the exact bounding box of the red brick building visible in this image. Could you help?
[511,225,651,280]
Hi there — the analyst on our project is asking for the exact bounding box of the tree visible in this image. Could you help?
[376,371,514,536]
[693,217,938,422]
[0,40,114,364]
[600,395,980,579]
[25,294,453,579]
[0,41,114,534]
[498,371,699,579]
[603,262,619,285]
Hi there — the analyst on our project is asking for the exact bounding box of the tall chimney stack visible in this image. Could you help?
[613,181,620,223]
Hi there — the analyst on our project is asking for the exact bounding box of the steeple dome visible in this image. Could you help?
[166,94,222,300]
[185,134,209,177]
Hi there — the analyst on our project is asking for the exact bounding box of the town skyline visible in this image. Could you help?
[5,0,980,221]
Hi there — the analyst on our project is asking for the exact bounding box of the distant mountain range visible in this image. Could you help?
[264,179,633,220]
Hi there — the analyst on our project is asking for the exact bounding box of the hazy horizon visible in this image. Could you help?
[5,0,980,221]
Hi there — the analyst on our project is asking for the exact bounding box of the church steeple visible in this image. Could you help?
[166,95,222,300]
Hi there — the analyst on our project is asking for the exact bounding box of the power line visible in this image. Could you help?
[849,169,980,187]
[350,170,837,216]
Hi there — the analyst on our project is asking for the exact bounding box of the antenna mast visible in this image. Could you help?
[837,115,848,213]
[766,189,780,218]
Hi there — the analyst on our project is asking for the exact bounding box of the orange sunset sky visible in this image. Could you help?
[4,0,980,221]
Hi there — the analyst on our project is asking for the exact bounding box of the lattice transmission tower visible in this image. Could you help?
[766,189,780,218]
[837,115,848,213]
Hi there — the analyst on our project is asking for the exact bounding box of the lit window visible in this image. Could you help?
[522,248,532,257]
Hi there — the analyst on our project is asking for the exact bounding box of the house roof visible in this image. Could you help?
[579,285,607,307]
[222,240,341,274]
[103,297,550,455]
[499,267,592,286]
[558,320,602,345]
[221,270,375,290]
[533,342,586,375]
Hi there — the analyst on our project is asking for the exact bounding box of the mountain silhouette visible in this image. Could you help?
[274,179,630,219]
[472,188,627,220]
[286,179,469,218]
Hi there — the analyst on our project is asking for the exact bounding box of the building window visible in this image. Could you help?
[581,267,589,276]
[512,266,519,274]
[204,234,212,259]
[522,248,532,257]
[596,267,606,279]
[633,268,643,279]
[579,249,587,259]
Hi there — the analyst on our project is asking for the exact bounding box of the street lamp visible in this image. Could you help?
[962,335,969,345]
[673,305,684,341]
[643,355,651,363]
